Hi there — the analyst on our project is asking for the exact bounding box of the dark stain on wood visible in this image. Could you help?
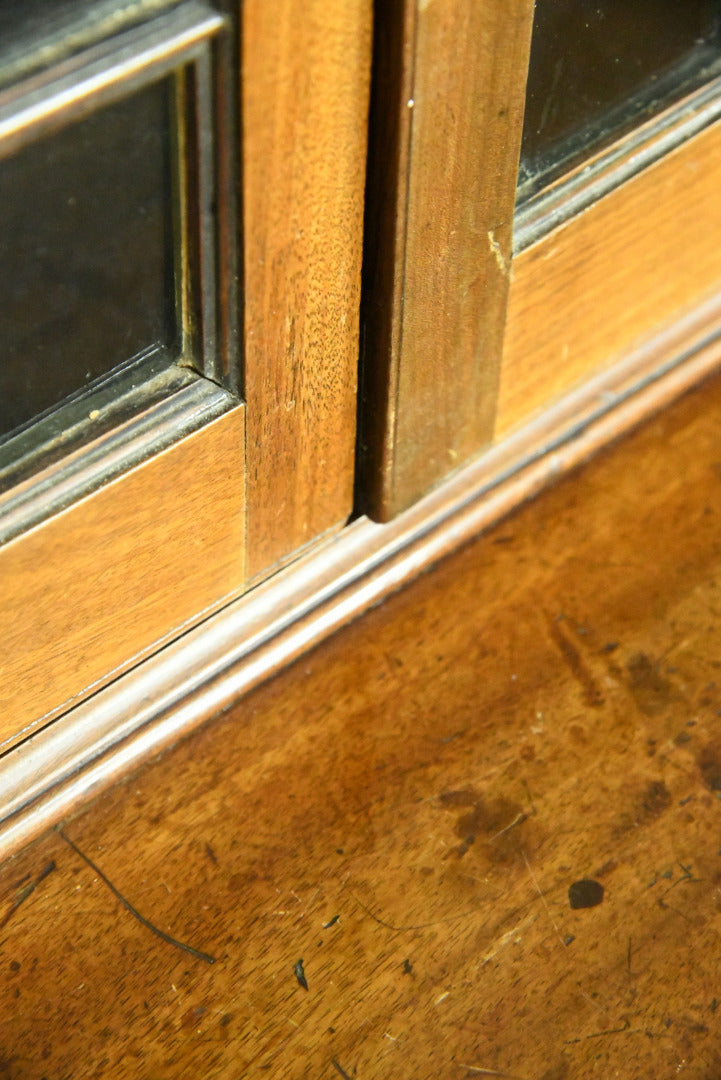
[438,788,532,863]
[639,779,673,821]
[544,612,605,707]
[294,958,308,990]
[626,652,677,715]
[568,878,604,909]
[696,741,721,791]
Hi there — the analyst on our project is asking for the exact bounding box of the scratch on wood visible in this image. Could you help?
[521,850,567,948]
[563,1019,640,1044]
[543,610,605,707]
[459,1065,530,1079]
[58,830,216,964]
[487,230,510,277]
[347,888,477,933]
[0,860,56,930]
[331,1058,353,1079]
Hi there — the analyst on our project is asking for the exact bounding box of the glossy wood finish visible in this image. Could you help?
[0,403,245,745]
[360,0,534,519]
[4,372,721,1076]
[498,117,721,435]
[242,0,372,579]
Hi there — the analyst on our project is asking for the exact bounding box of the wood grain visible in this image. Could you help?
[498,117,721,436]
[242,0,372,580]
[359,0,534,519]
[0,404,245,744]
[4,370,721,1076]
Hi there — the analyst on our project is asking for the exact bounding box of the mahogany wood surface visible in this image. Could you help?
[360,0,534,519]
[498,117,721,436]
[4,373,721,1076]
[242,0,372,579]
[0,404,245,748]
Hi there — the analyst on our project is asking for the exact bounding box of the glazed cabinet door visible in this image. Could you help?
[359,0,721,518]
[0,0,371,744]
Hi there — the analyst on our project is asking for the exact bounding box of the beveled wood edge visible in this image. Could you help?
[1,326,721,861]
[0,376,234,545]
[359,0,534,521]
[514,68,721,253]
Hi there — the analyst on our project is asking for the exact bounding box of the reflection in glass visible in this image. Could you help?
[0,77,177,440]
[518,0,721,201]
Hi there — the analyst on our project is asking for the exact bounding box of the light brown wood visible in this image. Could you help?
[0,404,245,745]
[359,0,534,519]
[498,117,721,436]
[242,0,372,579]
[3,371,721,1076]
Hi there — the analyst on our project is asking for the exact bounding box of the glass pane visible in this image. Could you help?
[0,0,184,88]
[0,77,177,440]
[519,0,721,200]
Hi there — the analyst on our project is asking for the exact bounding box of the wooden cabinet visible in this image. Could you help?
[0,0,371,745]
[360,0,721,515]
[2,0,721,844]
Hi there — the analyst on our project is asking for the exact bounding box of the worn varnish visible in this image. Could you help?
[4,373,721,1076]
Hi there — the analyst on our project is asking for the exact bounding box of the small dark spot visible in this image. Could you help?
[402,958,413,975]
[492,534,514,544]
[593,859,617,878]
[294,958,308,990]
[323,915,340,929]
[626,653,676,715]
[336,849,344,855]
[568,878,604,909]
[564,934,575,946]
[674,731,692,746]
[9,960,20,972]
[205,843,218,864]
[328,1026,336,1034]
[697,742,721,791]
[181,1005,206,1028]
[220,1014,232,1027]
[601,641,619,653]
[640,779,672,821]
[711,999,719,1014]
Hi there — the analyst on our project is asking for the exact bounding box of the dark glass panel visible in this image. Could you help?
[519,0,721,199]
[0,77,177,440]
